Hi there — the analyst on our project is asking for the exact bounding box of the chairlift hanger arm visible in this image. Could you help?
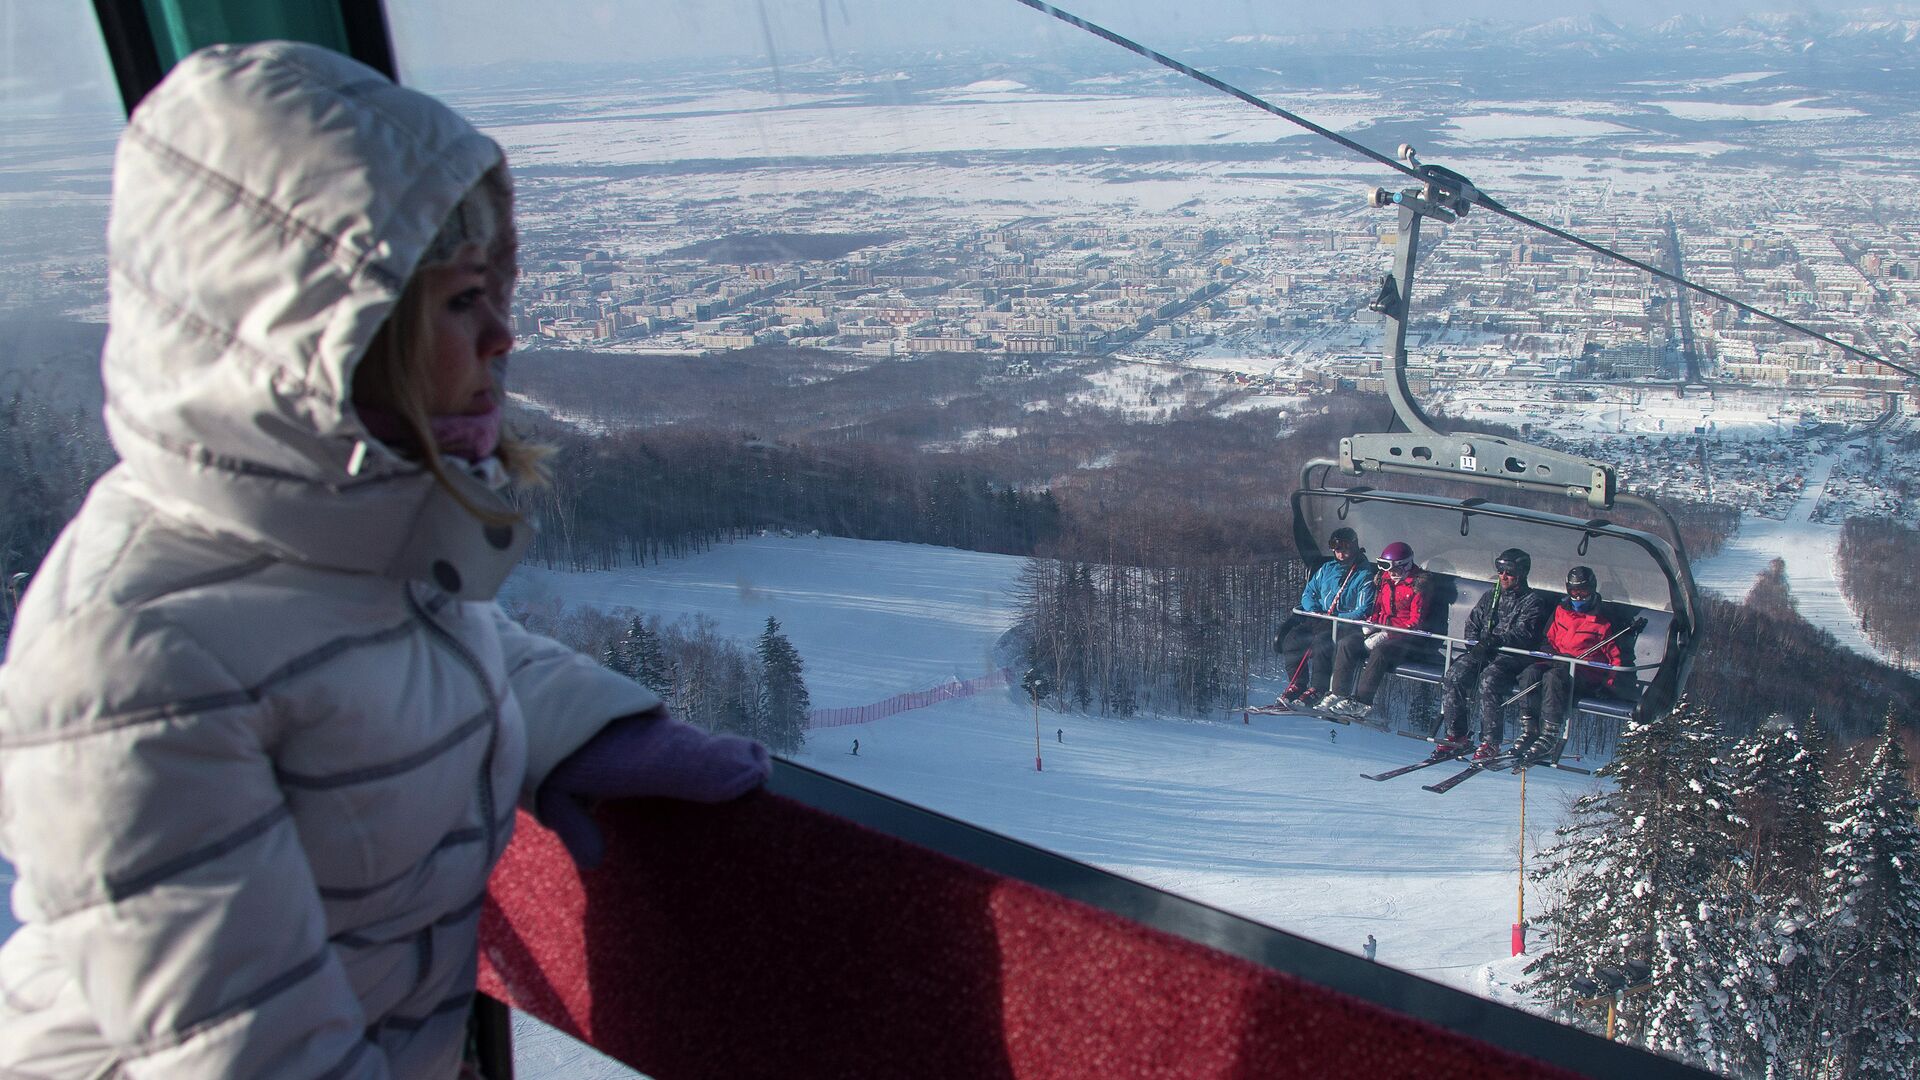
[1351,145,1623,510]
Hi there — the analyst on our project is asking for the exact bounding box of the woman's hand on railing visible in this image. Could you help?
[536,707,771,869]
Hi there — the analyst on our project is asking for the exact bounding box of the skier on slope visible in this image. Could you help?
[1436,548,1553,762]
[1510,566,1626,766]
[1272,527,1376,709]
[1322,540,1434,722]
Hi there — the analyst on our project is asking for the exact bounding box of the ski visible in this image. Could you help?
[1516,757,1593,776]
[1422,754,1519,794]
[1242,704,1352,725]
[1360,750,1467,782]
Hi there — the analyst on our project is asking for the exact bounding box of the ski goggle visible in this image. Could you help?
[1377,557,1412,574]
[1567,586,1594,600]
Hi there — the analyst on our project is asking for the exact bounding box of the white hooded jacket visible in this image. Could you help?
[0,43,658,1078]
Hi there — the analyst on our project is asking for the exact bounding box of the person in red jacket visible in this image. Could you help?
[1511,566,1625,763]
[1323,541,1434,721]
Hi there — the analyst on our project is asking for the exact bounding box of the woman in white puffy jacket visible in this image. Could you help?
[0,42,768,1078]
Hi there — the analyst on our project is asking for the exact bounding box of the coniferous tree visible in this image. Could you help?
[1744,557,1797,622]
[1633,707,1751,1072]
[1734,716,1830,900]
[1814,714,1920,1080]
[1528,699,1746,1062]
[603,618,640,680]
[716,648,763,742]
[630,617,676,698]
[1726,716,1830,1075]
[756,616,810,754]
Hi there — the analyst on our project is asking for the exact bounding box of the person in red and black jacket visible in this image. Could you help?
[1323,541,1434,721]
[1511,565,1625,764]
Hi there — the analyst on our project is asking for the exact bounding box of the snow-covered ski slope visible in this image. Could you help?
[511,535,1598,993]
[1691,454,1887,663]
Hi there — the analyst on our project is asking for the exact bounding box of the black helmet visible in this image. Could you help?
[1494,548,1531,578]
[1566,565,1596,591]
[1328,527,1359,553]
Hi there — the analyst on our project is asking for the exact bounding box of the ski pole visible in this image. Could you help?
[1576,616,1649,662]
[1501,676,1545,708]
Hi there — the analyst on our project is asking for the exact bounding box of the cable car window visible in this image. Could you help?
[379,5,1920,1070]
[7,3,1915,1074]
[0,0,126,952]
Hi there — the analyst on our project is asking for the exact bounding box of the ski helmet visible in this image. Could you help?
[1378,541,1414,575]
[1328,527,1359,554]
[1494,548,1531,579]
[1566,565,1598,610]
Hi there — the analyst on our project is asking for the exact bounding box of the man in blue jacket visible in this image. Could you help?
[1274,527,1377,708]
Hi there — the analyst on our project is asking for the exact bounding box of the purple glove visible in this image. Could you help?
[536,709,770,869]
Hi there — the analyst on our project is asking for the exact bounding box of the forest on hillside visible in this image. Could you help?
[1690,561,1920,745]
[1836,516,1920,672]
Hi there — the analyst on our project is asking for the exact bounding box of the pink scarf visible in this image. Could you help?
[358,405,502,462]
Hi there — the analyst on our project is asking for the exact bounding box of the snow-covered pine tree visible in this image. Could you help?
[1734,715,1830,901]
[603,616,642,679]
[757,616,810,754]
[630,617,676,699]
[717,647,763,742]
[1725,715,1830,1076]
[1526,698,1749,1067]
[1814,713,1920,1080]
[1527,709,1677,1040]
[1632,703,1752,1073]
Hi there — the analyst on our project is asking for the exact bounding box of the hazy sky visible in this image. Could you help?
[0,0,1864,103]
[386,0,1854,68]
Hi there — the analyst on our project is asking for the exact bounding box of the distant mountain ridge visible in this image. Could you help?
[1206,7,1920,59]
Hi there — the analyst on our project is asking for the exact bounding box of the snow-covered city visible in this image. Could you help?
[3,3,1919,1077]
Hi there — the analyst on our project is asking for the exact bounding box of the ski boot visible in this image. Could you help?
[1275,685,1309,709]
[1329,696,1372,721]
[1430,733,1470,761]
[1472,740,1500,763]
[1511,733,1540,765]
[1527,737,1567,767]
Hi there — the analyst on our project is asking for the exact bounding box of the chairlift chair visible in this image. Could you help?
[1291,148,1701,725]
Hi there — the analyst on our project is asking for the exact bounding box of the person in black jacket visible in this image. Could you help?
[1437,548,1553,760]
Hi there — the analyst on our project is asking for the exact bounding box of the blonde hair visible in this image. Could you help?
[354,275,551,527]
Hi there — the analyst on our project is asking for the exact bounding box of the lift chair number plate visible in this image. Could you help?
[1459,454,1478,471]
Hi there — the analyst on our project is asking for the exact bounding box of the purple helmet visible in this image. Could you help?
[1377,541,1414,574]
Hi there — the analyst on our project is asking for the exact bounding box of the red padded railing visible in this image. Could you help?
[478,761,1720,1080]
